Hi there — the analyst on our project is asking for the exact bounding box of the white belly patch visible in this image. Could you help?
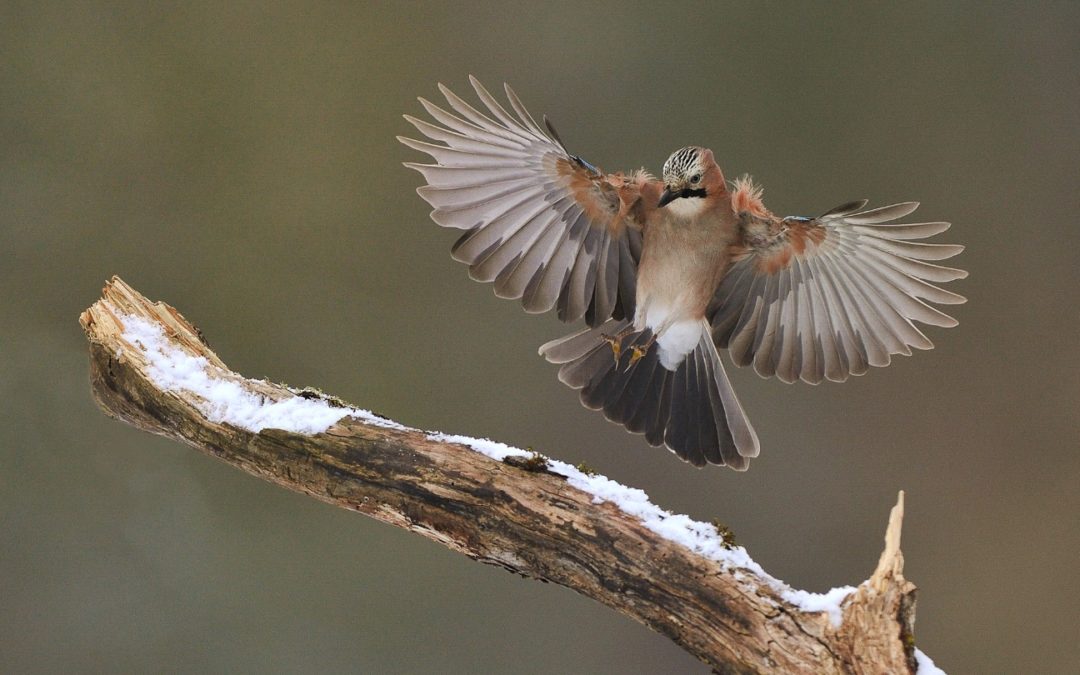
[656,320,703,370]
[637,301,703,370]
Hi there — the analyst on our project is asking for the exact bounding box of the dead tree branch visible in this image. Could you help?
[80,276,923,673]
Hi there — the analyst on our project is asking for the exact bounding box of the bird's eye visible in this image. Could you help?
[690,174,701,184]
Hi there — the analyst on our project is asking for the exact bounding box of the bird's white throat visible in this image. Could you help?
[664,196,709,219]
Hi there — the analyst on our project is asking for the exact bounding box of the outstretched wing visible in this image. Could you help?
[401,76,658,327]
[709,181,967,384]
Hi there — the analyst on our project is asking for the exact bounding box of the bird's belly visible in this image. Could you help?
[635,272,701,330]
[634,249,718,370]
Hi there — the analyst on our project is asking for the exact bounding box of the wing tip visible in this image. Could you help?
[402,113,427,129]
[468,74,490,97]
[397,135,443,156]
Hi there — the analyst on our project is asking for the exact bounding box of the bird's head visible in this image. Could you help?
[658,146,724,210]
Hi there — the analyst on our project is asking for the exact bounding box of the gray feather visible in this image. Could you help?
[853,221,951,240]
[842,201,920,224]
[819,199,869,218]
[417,98,526,149]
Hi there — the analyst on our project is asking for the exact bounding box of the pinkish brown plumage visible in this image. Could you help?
[731,175,769,218]
[400,77,967,470]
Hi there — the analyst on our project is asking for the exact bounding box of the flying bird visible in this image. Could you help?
[399,76,966,470]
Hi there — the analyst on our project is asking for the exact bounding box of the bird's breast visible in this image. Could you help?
[634,214,733,368]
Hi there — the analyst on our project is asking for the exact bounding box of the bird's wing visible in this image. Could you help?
[708,178,967,384]
[401,76,658,327]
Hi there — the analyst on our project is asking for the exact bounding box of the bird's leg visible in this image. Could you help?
[600,326,635,364]
[627,332,658,368]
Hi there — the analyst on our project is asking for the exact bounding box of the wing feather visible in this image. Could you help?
[490,212,565,298]
[531,217,587,315]
[842,257,929,352]
[751,272,784,377]
[772,267,797,377]
[711,198,966,383]
[452,188,551,265]
[503,83,550,138]
[397,136,525,166]
[728,269,770,367]
[403,78,657,325]
[514,213,574,311]
[790,258,818,382]
[565,225,600,322]
[417,97,526,149]
[438,83,534,144]
[417,176,536,211]
[437,181,547,232]
[403,162,535,189]
[814,253,868,377]
[825,250,894,366]
[841,201,920,224]
[851,221,951,240]
[820,199,869,217]
[403,114,509,152]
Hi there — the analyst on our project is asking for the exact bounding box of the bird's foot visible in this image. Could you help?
[601,333,623,364]
[624,333,657,370]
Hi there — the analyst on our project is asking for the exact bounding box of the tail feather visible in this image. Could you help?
[645,373,672,448]
[702,334,760,459]
[600,332,650,414]
[558,343,613,389]
[695,348,723,465]
[540,320,760,469]
[613,341,660,429]
[701,345,746,468]
[664,362,694,463]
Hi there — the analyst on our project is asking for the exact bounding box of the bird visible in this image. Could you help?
[399,76,966,470]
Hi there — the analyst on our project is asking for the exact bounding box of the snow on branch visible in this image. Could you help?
[80,276,941,673]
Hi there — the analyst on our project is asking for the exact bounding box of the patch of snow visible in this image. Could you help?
[120,314,406,434]
[428,431,858,626]
[782,586,858,629]
[426,434,532,462]
[915,648,946,674]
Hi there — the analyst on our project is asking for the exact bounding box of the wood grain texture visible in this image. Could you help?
[79,276,921,673]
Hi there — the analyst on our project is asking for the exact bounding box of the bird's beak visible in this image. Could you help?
[658,188,679,208]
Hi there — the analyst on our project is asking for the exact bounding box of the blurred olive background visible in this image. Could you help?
[2,2,1077,673]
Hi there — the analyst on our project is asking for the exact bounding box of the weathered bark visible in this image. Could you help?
[80,276,921,673]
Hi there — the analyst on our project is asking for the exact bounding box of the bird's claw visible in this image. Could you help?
[601,334,622,364]
[627,345,648,368]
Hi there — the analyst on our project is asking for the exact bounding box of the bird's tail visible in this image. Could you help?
[539,320,760,469]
